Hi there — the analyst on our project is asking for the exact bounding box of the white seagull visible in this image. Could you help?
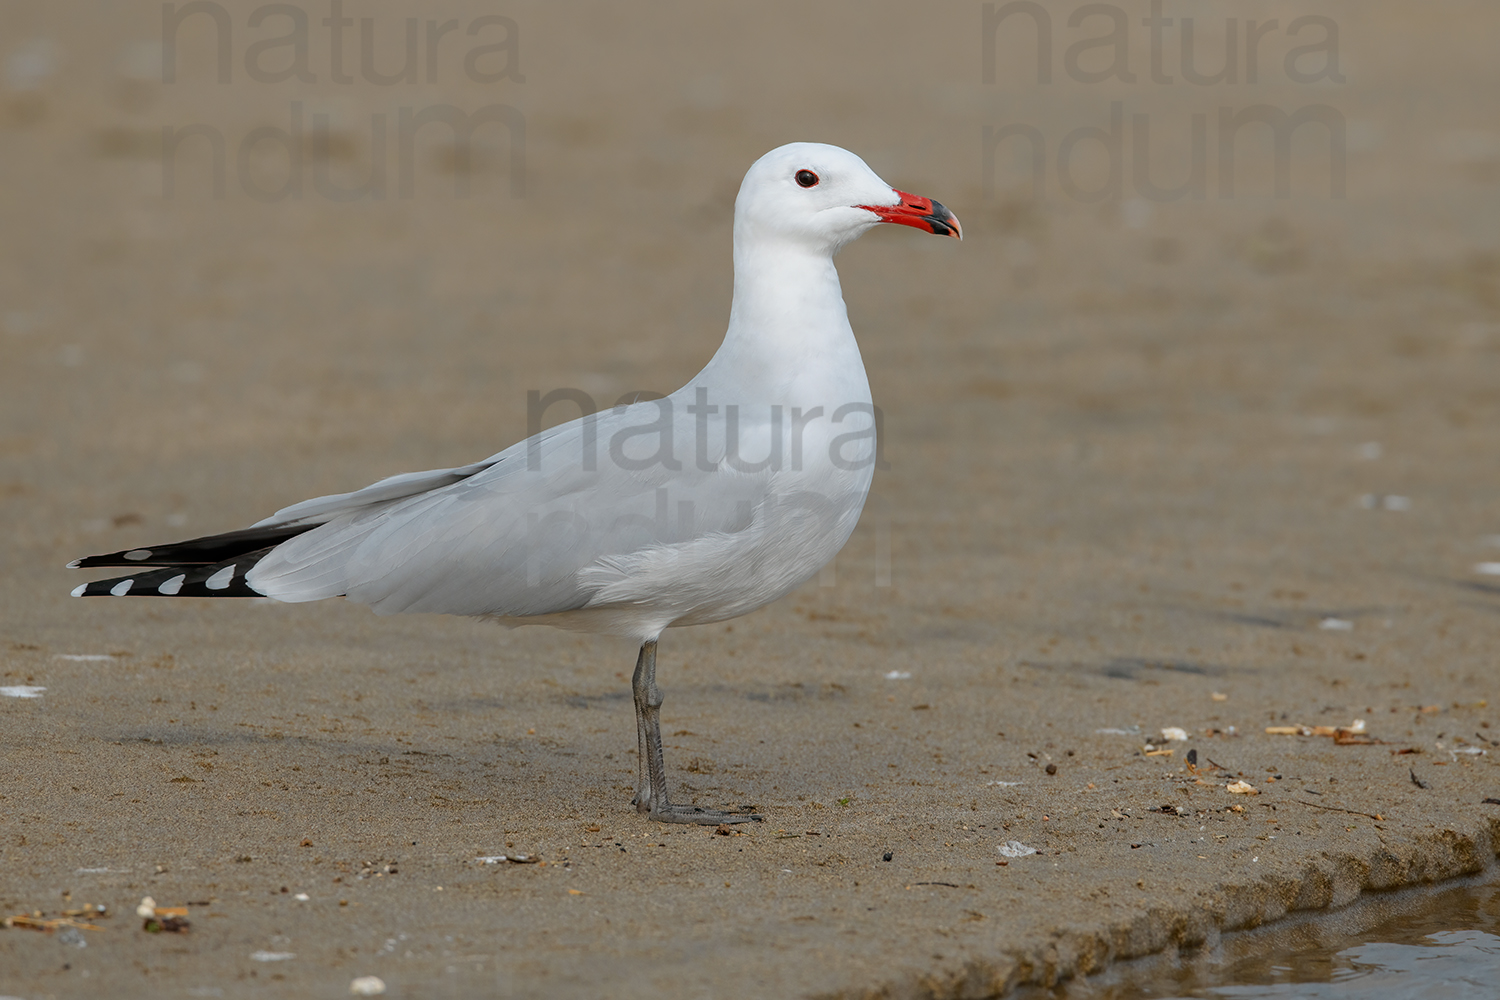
[70,142,961,824]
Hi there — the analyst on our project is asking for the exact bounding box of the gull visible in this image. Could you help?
[70,142,961,824]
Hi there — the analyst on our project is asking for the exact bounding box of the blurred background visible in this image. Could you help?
[4,2,1500,994]
[3,0,1500,740]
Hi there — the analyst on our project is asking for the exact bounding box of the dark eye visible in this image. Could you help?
[795,169,819,188]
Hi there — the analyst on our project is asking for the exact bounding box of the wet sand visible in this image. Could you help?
[3,1,1500,997]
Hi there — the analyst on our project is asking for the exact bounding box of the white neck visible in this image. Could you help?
[693,234,869,406]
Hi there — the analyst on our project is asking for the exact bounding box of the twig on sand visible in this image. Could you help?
[1292,797,1383,821]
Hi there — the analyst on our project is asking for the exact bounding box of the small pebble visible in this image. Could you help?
[1044,763,1057,775]
[997,841,1038,858]
[0,686,45,698]
[350,975,387,996]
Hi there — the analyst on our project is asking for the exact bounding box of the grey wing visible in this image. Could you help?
[244,408,776,618]
[250,457,504,528]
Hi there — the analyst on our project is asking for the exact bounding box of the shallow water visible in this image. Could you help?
[1029,879,1500,999]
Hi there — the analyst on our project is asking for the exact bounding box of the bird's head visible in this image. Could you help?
[734,142,961,255]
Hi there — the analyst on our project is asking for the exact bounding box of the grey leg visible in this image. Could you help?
[629,639,761,825]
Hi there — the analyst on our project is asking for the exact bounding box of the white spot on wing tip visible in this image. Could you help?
[158,574,186,596]
[205,565,235,590]
[70,583,87,597]
[109,579,134,596]
[123,549,153,561]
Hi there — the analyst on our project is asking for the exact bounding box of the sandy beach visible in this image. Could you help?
[3,1,1500,996]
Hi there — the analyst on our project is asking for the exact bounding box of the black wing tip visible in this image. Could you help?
[70,552,275,599]
[69,549,158,569]
[67,523,319,570]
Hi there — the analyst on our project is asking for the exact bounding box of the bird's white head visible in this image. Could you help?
[733,142,961,255]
